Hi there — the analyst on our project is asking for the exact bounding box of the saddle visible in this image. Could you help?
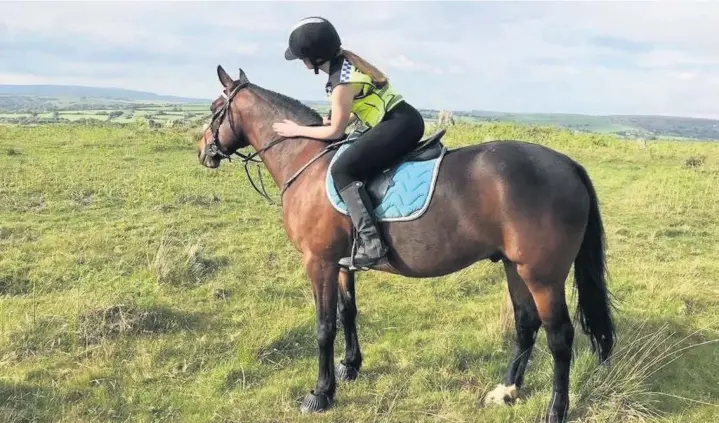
[359,129,446,204]
[326,128,448,222]
[403,129,446,161]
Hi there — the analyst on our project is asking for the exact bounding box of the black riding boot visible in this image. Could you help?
[338,181,388,269]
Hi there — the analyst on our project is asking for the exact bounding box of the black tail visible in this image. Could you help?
[573,162,616,364]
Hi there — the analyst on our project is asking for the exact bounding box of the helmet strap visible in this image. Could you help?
[311,57,327,75]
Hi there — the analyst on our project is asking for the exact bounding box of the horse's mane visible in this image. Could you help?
[248,83,324,126]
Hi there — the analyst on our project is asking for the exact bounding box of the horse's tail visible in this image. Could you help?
[572,162,616,364]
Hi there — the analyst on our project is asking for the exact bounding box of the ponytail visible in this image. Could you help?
[340,49,388,87]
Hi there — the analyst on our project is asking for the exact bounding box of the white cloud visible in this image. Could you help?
[676,72,695,81]
[386,55,443,74]
[634,50,719,68]
[551,2,719,50]
[1,1,719,118]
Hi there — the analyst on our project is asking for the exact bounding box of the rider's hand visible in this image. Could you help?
[273,119,300,138]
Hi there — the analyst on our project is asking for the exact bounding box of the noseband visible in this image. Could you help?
[205,81,350,206]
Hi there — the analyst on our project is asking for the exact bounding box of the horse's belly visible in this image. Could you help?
[381,148,502,278]
[383,204,500,277]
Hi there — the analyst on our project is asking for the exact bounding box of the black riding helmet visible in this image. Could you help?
[285,17,342,74]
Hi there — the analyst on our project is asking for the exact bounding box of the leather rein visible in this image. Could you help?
[206,81,351,206]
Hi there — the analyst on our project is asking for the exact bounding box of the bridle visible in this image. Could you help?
[205,81,351,206]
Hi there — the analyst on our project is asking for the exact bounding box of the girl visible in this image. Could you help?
[273,16,426,269]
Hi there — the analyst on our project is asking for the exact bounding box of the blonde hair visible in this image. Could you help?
[340,49,388,87]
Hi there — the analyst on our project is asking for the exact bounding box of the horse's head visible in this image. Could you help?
[197,65,252,168]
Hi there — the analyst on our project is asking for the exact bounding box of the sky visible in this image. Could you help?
[2,1,719,118]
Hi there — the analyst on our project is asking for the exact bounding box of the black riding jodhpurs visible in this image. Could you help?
[331,101,426,191]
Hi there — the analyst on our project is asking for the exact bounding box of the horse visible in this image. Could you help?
[196,65,616,423]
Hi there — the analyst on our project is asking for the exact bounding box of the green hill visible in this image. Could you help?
[0,84,208,103]
[445,110,719,141]
[1,84,719,141]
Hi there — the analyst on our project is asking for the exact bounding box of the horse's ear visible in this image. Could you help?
[217,65,234,89]
[238,68,249,85]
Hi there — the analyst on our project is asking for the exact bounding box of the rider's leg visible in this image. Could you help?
[331,101,425,269]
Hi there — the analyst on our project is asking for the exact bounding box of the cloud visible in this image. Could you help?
[386,55,443,75]
[1,1,719,117]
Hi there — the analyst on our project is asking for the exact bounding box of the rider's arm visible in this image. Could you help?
[296,84,356,140]
[325,111,356,127]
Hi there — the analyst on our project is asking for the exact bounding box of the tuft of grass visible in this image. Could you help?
[76,301,204,345]
[6,315,76,359]
[573,321,719,422]
[5,298,207,360]
[152,233,228,287]
[0,267,34,296]
[683,155,706,169]
[70,188,95,207]
[175,193,222,207]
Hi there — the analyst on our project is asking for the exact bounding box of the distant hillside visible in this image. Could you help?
[438,110,719,141]
[0,85,208,104]
[1,84,718,141]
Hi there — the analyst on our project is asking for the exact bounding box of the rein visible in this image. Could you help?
[207,81,352,206]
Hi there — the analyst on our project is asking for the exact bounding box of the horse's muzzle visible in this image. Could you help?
[199,145,221,168]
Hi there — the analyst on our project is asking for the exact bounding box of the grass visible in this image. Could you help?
[0,104,211,128]
[0,121,717,422]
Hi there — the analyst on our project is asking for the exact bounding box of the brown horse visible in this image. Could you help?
[196,65,616,423]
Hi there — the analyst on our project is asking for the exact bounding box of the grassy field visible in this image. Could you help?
[457,112,638,134]
[0,121,717,423]
[0,103,211,127]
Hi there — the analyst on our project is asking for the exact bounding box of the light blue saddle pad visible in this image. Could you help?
[325,139,447,222]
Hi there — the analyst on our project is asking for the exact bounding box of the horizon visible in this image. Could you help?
[5,82,719,122]
[2,2,719,119]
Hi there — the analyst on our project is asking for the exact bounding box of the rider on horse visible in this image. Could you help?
[273,16,426,270]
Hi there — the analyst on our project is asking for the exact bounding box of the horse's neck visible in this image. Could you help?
[241,95,328,187]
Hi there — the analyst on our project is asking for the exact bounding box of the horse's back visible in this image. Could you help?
[381,140,593,276]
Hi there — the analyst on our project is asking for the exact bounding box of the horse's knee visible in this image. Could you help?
[317,321,337,348]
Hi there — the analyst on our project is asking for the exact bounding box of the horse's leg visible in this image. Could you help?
[300,255,339,414]
[336,268,362,381]
[485,260,542,405]
[518,265,574,423]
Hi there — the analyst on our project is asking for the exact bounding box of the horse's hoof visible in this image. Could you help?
[336,362,359,381]
[299,391,333,414]
[545,392,569,423]
[484,383,519,406]
[546,411,568,423]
